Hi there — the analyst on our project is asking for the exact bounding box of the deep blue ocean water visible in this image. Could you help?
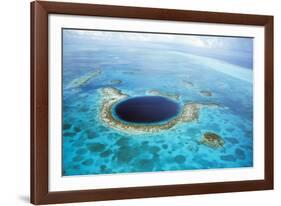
[62,30,253,176]
[113,96,181,123]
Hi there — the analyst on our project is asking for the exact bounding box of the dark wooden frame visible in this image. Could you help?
[31,0,274,204]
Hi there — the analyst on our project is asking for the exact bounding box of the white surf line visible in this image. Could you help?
[172,51,253,83]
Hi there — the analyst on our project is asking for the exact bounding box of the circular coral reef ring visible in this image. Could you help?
[99,87,220,133]
[111,96,183,126]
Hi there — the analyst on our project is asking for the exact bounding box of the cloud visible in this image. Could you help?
[63,29,252,52]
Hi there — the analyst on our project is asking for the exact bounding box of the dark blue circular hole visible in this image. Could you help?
[113,96,181,124]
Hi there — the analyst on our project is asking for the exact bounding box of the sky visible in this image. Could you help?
[63,29,253,53]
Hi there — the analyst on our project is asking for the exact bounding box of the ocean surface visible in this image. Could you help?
[62,30,253,176]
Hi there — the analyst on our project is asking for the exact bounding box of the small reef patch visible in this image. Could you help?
[200,90,212,97]
[146,89,180,100]
[235,148,246,160]
[220,155,236,162]
[200,132,224,149]
[66,69,101,89]
[174,155,186,164]
[110,79,122,84]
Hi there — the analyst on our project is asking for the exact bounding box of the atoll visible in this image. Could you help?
[66,69,101,89]
[99,87,220,133]
[200,132,224,149]
[146,89,180,100]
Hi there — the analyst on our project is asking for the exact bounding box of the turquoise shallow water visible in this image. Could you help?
[62,30,253,176]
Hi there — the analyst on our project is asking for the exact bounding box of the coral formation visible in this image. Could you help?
[110,79,122,84]
[66,69,101,89]
[200,132,224,149]
[200,90,212,96]
[146,89,180,100]
[220,155,236,162]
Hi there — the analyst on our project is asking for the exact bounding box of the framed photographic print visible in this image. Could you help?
[30,1,274,204]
